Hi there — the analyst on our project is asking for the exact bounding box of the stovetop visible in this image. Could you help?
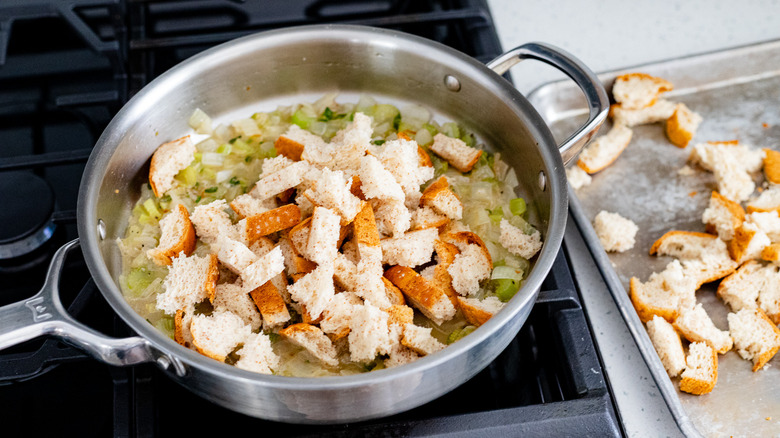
[0,1,621,436]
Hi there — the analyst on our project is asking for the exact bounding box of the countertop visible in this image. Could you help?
[487,1,780,436]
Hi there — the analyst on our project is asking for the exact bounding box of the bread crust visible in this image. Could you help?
[353,203,380,247]
[245,204,301,244]
[629,277,678,323]
[433,240,460,306]
[761,243,780,262]
[665,105,694,148]
[457,296,493,326]
[274,136,304,161]
[395,131,434,168]
[576,123,633,174]
[381,276,406,306]
[679,347,718,395]
[441,231,493,269]
[249,281,290,328]
[752,308,780,371]
[763,148,780,184]
[648,230,716,256]
[726,224,756,262]
[349,176,366,200]
[148,136,194,198]
[174,308,191,347]
[148,204,196,266]
[205,253,219,302]
[384,265,454,324]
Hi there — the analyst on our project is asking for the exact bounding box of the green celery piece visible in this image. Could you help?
[127,267,153,294]
[494,279,520,302]
[448,325,477,344]
[291,109,314,129]
[510,198,527,216]
[143,198,161,219]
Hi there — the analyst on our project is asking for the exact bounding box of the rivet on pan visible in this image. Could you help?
[156,356,171,370]
[444,75,461,92]
[538,171,547,191]
[97,219,106,240]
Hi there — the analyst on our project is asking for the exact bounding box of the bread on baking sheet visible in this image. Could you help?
[747,185,780,213]
[593,210,638,252]
[747,210,780,242]
[630,260,694,323]
[763,148,780,184]
[727,307,780,371]
[688,140,764,202]
[649,230,737,287]
[727,222,770,264]
[147,204,196,266]
[610,100,677,127]
[679,342,718,395]
[566,165,592,190]
[716,260,764,312]
[673,303,732,354]
[701,191,745,241]
[156,253,218,315]
[280,323,339,367]
[665,103,702,148]
[576,124,633,174]
[757,265,780,324]
[429,133,482,173]
[611,73,673,110]
[149,136,196,197]
[646,315,687,378]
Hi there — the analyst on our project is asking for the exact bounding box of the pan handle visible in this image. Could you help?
[0,239,163,369]
[487,42,609,165]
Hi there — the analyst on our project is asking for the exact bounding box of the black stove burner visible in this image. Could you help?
[0,171,56,259]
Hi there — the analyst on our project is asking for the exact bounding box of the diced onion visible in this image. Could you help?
[309,121,327,136]
[189,108,212,134]
[196,138,219,153]
[232,118,261,137]
[504,168,519,189]
[201,152,225,167]
[415,128,433,146]
[401,104,431,126]
[215,170,233,183]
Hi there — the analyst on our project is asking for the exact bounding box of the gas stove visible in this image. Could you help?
[0,1,621,436]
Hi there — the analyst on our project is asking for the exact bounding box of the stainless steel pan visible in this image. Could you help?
[0,25,607,423]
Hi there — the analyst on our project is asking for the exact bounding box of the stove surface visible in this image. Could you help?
[0,1,620,436]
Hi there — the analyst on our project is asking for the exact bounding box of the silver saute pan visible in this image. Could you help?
[0,25,607,423]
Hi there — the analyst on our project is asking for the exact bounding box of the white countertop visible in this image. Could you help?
[487,1,780,436]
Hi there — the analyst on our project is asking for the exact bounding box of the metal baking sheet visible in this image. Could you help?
[528,40,780,437]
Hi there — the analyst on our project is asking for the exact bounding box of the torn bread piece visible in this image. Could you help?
[646,315,687,378]
[190,310,251,362]
[274,133,306,162]
[382,277,406,306]
[320,292,361,340]
[673,303,732,354]
[329,112,374,176]
[249,281,291,329]
[717,260,765,312]
[727,222,770,264]
[357,154,405,203]
[148,136,196,197]
[650,230,737,287]
[665,103,702,148]
[593,210,638,252]
[381,228,438,268]
[377,138,434,198]
[429,133,482,173]
[447,242,492,296]
[288,216,313,259]
[499,218,543,259]
[610,100,677,127]
[279,323,338,367]
[213,282,263,331]
[611,73,673,110]
[384,266,457,325]
[240,246,285,291]
[747,185,780,213]
[757,265,780,324]
[689,141,764,202]
[333,252,358,291]
[235,332,279,374]
[287,263,335,320]
[303,168,363,223]
[432,240,460,305]
[762,243,780,264]
[348,302,391,363]
[566,165,592,190]
[763,148,780,184]
[420,176,462,220]
[727,307,780,371]
[156,253,218,315]
[230,194,277,219]
[746,210,780,242]
[630,260,696,323]
[306,206,341,265]
[250,160,309,201]
[576,124,633,174]
[174,307,194,348]
[147,204,196,265]
[373,199,412,237]
[357,245,391,309]
[679,342,718,395]
[216,235,257,274]
[457,296,505,326]
[702,191,745,241]
[411,207,449,230]
[401,323,445,356]
[190,199,239,245]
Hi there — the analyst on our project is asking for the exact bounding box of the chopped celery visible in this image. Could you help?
[392,113,401,131]
[422,123,438,136]
[441,122,460,138]
[132,203,146,218]
[510,198,527,216]
[143,199,161,219]
[268,332,281,343]
[291,108,315,129]
[493,278,521,302]
[127,267,154,294]
[318,107,334,121]
[229,176,240,186]
[155,316,175,339]
[176,165,198,187]
[204,186,218,193]
[259,142,277,159]
[488,206,503,225]
[138,213,156,225]
[491,266,523,281]
[216,143,232,154]
[373,104,399,124]
[372,139,385,146]
[447,325,476,344]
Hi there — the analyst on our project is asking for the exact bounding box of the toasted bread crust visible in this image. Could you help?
[727,225,756,262]
[384,266,452,323]
[679,348,718,395]
[274,136,304,161]
[174,309,190,347]
[665,106,694,148]
[349,176,366,200]
[289,216,312,256]
[245,204,301,244]
[576,123,633,174]
[386,304,414,326]
[205,254,219,302]
[148,204,196,265]
[629,277,678,323]
[420,176,449,206]
[418,146,433,168]
[381,277,406,306]
[712,191,746,235]
[761,243,780,262]
[299,304,324,325]
[753,309,780,371]
[457,296,493,326]
[353,203,380,247]
[249,281,290,327]
[764,148,780,184]
[649,230,717,256]
[433,240,460,306]
[441,231,493,269]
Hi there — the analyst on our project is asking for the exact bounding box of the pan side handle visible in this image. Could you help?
[487,42,609,165]
[0,239,158,368]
